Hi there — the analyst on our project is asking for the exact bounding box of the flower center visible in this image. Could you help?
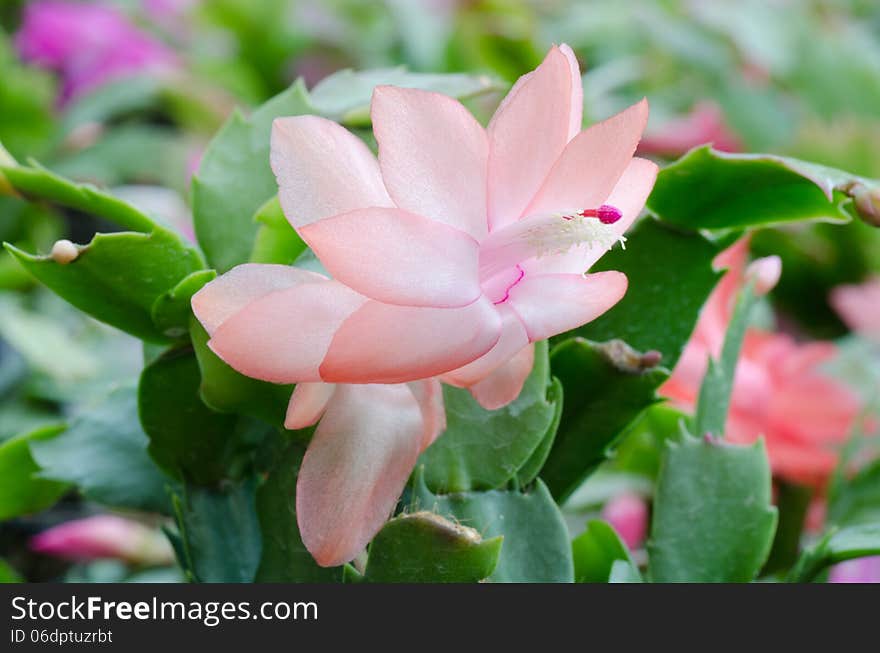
[482,265,524,304]
[478,204,626,284]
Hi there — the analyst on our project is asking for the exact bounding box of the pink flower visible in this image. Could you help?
[638,102,741,158]
[662,240,861,487]
[830,277,880,342]
[203,45,655,402]
[15,1,177,104]
[30,515,173,565]
[193,45,656,566]
[602,493,648,550]
[829,555,880,583]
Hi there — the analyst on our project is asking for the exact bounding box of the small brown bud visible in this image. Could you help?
[849,183,880,227]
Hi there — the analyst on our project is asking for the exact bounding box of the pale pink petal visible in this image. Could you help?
[441,304,529,387]
[830,277,880,340]
[522,157,658,275]
[487,46,574,229]
[507,271,628,341]
[192,263,323,335]
[270,115,392,229]
[523,99,649,219]
[559,44,583,139]
[491,71,532,120]
[284,382,337,430]
[298,207,481,308]
[408,378,447,449]
[296,384,424,566]
[372,86,489,239]
[745,255,782,296]
[208,280,367,383]
[469,344,535,410]
[320,297,502,384]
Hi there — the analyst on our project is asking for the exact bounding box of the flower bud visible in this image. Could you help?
[745,255,782,296]
[851,184,880,227]
[50,239,79,264]
[602,493,649,550]
[30,515,173,566]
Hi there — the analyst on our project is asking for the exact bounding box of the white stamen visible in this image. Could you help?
[524,214,626,258]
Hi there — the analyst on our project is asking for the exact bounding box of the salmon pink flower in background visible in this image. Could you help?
[15,0,178,104]
[193,44,657,565]
[830,277,880,342]
[30,515,173,565]
[638,102,742,158]
[662,240,861,487]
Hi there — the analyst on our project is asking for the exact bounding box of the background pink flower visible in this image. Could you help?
[830,277,880,342]
[602,493,649,550]
[662,240,861,487]
[829,555,880,583]
[16,0,178,104]
[638,102,742,158]
[30,515,173,565]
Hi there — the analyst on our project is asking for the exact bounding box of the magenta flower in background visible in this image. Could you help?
[30,515,173,566]
[15,1,178,104]
[829,556,880,583]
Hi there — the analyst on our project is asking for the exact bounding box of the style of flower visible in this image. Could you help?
[30,515,173,566]
[830,277,880,342]
[662,240,861,487]
[15,1,178,104]
[193,44,657,566]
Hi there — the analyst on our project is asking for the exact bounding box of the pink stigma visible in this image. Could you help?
[578,204,622,224]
